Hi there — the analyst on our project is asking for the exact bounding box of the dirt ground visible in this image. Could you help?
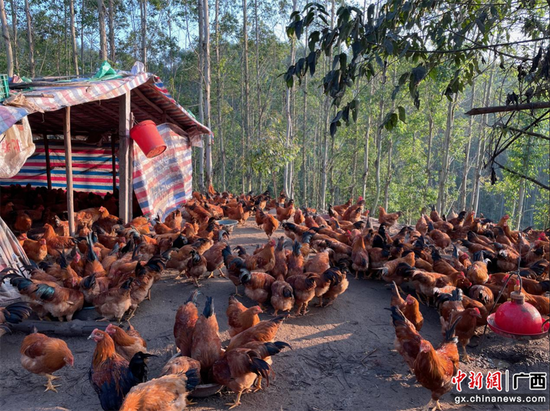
[0,218,548,411]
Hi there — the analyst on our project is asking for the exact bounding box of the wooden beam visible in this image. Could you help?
[63,107,75,236]
[134,86,179,124]
[119,92,133,224]
[466,102,550,116]
[43,133,52,190]
[111,134,117,193]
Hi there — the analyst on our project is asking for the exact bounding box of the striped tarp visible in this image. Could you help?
[0,141,118,193]
[133,124,192,219]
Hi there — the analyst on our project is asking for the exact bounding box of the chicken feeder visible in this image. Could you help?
[487,278,550,341]
[130,120,167,158]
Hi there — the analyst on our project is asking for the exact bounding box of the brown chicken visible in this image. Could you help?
[389,306,422,371]
[174,291,199,356]
[270,237,289,279]
[257,208,280,238]
[212,347,272,409]
[413,321,460,411]
[321,267,350,306]
[236,240,276,273]
[203,240,228,278]
[227,315,286,350]
[119,372,200,411]
[304,250,331,274]
[351,235,369,279]
[20,329,74,392]
[105,323,147,362]
[226,296,263,337]
[160,355,201,380]
[466,251,489,285]
[191,297,222,381]
[22,238,48,263]
[286,241,305,278]
[93,278,134,322]
[293,208,305,225]
[271,275,295,315]
[43,223,75,255]
[427,222,452,249]
[378,206,402,227]
[287,272,318,315]
[186,250,207,287]
[390,282,423,331]
[240,271,275,309]
[440,306,481,362]
[14,211,33,233]
[275,199,295,223]
[341,198,365,222]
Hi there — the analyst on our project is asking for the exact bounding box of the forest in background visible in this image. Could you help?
[0,0,548,229]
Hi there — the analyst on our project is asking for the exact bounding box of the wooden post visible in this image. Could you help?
[119,92,132,223]
[111,134,116,193]
[43,133,52,190]
[63,107,75,236]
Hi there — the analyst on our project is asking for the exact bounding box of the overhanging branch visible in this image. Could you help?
[493,160,550,191]
[493,124,550,141]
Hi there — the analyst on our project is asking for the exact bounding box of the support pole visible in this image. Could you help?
[111,134,116,193]
[63,107,75,236]
[43,133,52,190]
[119,92,132,224]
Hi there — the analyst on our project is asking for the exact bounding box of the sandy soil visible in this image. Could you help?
[0,218,548,411]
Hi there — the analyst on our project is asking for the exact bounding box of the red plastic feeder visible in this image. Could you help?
[130,120,167,158]
[487,288,550,341]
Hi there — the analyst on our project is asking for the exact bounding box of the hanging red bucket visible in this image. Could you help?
[130,120,167,158]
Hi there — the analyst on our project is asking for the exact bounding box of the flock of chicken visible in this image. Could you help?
[0,183,549,411]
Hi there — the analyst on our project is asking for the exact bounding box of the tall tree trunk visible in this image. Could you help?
[361,81,373,200]
[425,113,433,197]
[472,66,494,212]
[383,136,393,209]
[319,0,335,211]
[242,0,251,192]
[140,0,147,69]
[97,0,107,61]
[24,0,33,77]
[80,0,84,72]
[301,29,308,204]
[215,0,225,191]
[69,0,79,75]
[0,0,14,77]
[372,66,387,213]
[436,96,457,213]
[459,82,476,210]
[515,136,532,230]
[108,0,115,61]
[9,0,18,74]
[284,0,297,197]
[197,0,205,192]
[201,0,212,190]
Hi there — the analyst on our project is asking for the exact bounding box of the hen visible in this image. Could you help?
[191,297,222,381]
[174,291,199,356]
[119,371,200,411]
[105,323,148,362]
[212,347,272,409]
[226,296,262,337]
[239,271,275,309]
[20,329,74,392]
[287,272,318,315]
[378,206,402,227]
[270,275,295,315]
[390,281,423,331]
[227,315,286,350]
[389,306,422,372]
[88,329,152,411]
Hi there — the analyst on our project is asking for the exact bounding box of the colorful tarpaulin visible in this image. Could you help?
[133,124,192,220]
[0,141,118,193]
